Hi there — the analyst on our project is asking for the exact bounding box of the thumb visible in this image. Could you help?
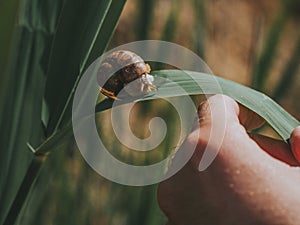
[189,94,275,171]
[191,94,241,171]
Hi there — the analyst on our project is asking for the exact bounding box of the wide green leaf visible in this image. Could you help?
[0,0,64,224]
[96,70,300,142]
[38,68,299,154]
[44,0,126,135]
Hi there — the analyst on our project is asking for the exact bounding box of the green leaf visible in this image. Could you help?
[272,34,300,101]
[135,0,154,40]
[251,9,287,91]
[44,0,126,135]
[0,0,64,223]
[0,0,126,224]
[192,0,206,58]
[96,70,300,142]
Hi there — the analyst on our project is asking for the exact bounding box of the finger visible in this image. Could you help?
[290,126,300,163]
[192,95,256,170]
[238,104,265,130]
[197,94,239,128]
[197,95,264,131]
[249,133,299,166]
[191,94,289,169]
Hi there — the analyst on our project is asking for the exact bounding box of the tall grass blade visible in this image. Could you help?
[272,34,300,101]
[0,0,64,223]
[192,0,206,58]
[0,0,126,224]
[251,10,287,91]
[161,0,182,42]
[45,0,126,135]
[136,0,154,40]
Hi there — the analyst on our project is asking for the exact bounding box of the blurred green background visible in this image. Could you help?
[0,0,299,224]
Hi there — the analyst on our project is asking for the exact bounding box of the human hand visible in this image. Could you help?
[157,95,300,225]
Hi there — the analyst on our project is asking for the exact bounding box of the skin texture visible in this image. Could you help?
[157,95,300,225]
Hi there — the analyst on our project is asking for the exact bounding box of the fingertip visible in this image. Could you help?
[290,126,300,163]
[197,94,239,125]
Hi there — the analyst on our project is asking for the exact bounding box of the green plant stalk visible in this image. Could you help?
[251,9,288,91]
[3,155,46,225]
[2,121,73,225]
[192,0,206,58]
[0,0,19,119]
[1,1,127,224]
[36,121,73,154]
[272,34,300,101]
[161,0,182,42]
[136,0,154,40]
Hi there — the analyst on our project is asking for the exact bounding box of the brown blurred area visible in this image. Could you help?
[112,0,300,120]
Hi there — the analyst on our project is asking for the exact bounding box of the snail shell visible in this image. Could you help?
[97,50,157,100]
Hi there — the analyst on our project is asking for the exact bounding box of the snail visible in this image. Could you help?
[97,50,157,100]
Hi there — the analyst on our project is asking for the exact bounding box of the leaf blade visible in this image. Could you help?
[95,70,300,141]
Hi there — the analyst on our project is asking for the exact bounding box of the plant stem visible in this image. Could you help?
[3,121,73,225]
[36,122,73,155]
[3,155,47,225]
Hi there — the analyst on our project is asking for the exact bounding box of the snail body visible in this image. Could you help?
[97,50,157,100]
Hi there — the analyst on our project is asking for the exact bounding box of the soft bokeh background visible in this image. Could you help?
[4,0,300,224]
[112,0,300,137]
